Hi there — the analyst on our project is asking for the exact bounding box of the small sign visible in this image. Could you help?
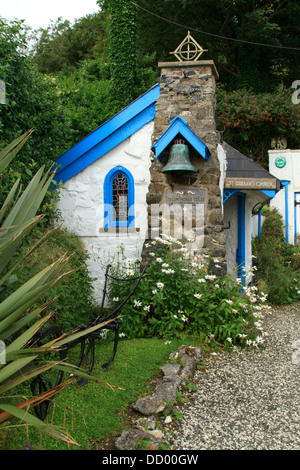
[224,178,278,190]
[275,156,287,168]
[164,187,205,205]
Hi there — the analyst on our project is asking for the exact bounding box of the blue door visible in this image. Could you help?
[295,192,300,244]
[236,194,246,282]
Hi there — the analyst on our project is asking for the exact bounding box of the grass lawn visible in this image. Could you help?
[2,334,207,450]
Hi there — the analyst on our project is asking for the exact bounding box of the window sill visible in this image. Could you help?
[99,227,140,234]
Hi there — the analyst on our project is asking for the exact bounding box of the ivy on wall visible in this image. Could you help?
[108,0,138,109]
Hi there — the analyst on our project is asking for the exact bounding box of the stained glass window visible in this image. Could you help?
[103,166,134,228]
[112,173,128,222]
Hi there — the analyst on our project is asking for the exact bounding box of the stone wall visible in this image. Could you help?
[145,61,226,273]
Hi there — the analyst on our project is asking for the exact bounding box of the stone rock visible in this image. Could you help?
[154,376,182,402]
[292,339,300,350]
[134,416,157,430]
[160,363,181,377]
[132,394,165,416]
[115,428,167,451]
[117,345,204,450]
[164,415,172,424]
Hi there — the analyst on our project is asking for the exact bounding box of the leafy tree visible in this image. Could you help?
[31,12,110,74]
[216,86,300,167]
[0,19,71,203]
[130,0,300,93]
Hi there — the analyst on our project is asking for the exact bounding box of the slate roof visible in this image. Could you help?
[223,142,281,191]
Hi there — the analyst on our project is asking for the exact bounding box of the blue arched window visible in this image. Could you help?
[103,166,135,228]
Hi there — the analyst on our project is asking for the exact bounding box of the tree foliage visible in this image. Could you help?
[31,12,110,74]
[132,0,300,93]
[0,19,71,180]
[216,86,300,166]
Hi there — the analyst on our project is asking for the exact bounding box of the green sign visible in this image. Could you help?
[275,156,286,168]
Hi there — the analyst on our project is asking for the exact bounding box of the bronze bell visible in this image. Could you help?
[162,139,197,175]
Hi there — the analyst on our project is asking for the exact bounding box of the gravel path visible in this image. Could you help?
[170,304,300,450]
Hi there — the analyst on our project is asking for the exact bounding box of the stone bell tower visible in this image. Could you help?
[145,33,226,273]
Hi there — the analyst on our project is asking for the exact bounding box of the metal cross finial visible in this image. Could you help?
[170,31,207,61]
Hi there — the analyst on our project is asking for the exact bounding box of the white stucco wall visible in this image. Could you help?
[224,190,264,283]
[56,121,154,304]
[269,149,300,244]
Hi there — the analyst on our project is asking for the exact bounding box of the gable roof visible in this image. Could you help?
[152,116,210,161]
[54,83,160,184]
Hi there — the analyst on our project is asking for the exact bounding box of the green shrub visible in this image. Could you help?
[106,237,271,350]
[0,228,97,332]
[253,208,300,305]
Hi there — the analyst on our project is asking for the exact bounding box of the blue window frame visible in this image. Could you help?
[103,166,135,228]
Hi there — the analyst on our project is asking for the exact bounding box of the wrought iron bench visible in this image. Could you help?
[30,263,147,420]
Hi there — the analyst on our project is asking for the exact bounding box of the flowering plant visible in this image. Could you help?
[107,237,271,350]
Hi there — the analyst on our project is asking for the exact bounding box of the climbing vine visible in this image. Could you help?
[107,0,138,108]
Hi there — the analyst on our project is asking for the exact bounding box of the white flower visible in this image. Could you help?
[232,309,238,314]
[162,263,169,268]
[156,258,163,263]
[157,282,164,289]
[256,336,264,344]
[226,337,233,343]
[149,252,155,257]
[144,305,150,311]
[225,300,233,305]
[164,268,174,274]
[127,270,134,276]
[194,293,202,299]
[181,315,188,322]
[173,314,178,319]
[134,299,142,307]
[119,333,125,338]
[152,289,158,294]
[215,284,220,288]
[113,297,119,302]
[198,278,206,283]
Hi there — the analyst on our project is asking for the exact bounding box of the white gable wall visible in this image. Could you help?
[56,121,154,304]
[269,149,300,244]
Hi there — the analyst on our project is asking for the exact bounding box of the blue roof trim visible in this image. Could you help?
[54,84,160,184]
[152,116,210,161]
[261,189,276,198]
